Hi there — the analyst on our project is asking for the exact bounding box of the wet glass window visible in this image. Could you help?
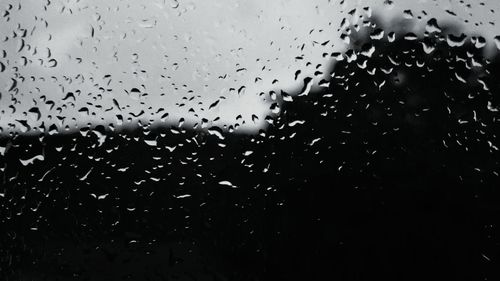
[1,1,500,280]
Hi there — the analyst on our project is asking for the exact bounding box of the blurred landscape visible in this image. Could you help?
[2,7,500,281]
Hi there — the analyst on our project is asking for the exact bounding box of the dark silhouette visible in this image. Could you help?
[1,15,500,281]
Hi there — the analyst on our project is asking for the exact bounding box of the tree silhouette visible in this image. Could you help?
[1,15,500,281]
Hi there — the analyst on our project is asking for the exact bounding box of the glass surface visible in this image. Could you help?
[1,1,500,280]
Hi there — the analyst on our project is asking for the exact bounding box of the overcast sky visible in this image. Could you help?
[1,0,499,135]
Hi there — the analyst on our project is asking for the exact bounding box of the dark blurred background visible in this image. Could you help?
[2,14,500,281]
